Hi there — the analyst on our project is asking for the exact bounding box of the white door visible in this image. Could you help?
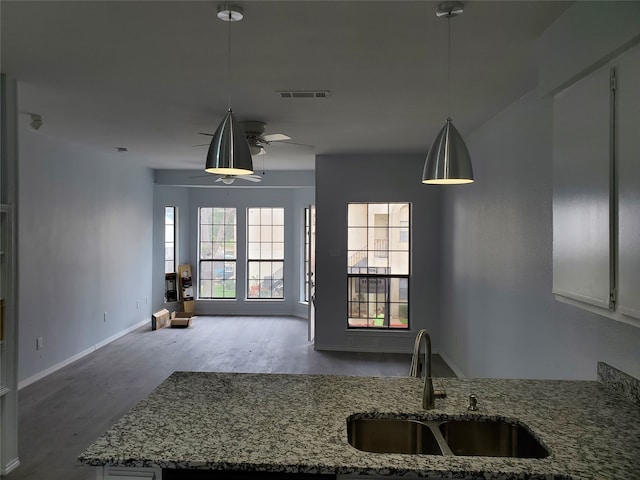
[307,205,316,342]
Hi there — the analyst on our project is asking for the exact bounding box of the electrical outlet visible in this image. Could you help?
[36,337,43,350]
[145,296,148,305]
[103,312,107,322]
[136,300,140,309]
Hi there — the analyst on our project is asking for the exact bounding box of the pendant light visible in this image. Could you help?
[422,1,473,185]
[205,4,254,175]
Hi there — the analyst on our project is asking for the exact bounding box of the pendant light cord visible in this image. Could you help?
[227,10,232,110]
[447,13,451,120]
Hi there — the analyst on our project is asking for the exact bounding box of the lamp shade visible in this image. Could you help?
[205,109,254,175]
[422,118,473,184]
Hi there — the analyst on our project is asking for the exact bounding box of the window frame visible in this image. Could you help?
[164,206,177,274]
[246,207,285,300]
[346,202,411,330]
[198,207,238,300]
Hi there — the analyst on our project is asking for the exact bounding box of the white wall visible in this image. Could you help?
[151,178,314,317]
[438,89,640,380]
[314,154,444,353]
[18,120,154,385]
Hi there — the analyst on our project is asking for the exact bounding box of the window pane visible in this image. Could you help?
[260,208,272,224]
[272,208,284,225]
[200,207,212,224]
[273,225,284,242]
[347,203,368,227]
[272,242,284,260]
[390,251,409,275]
[225,208,237,224]
[248,279,261,298]
[248,225,260,242]
[260,243,272,259]
[247,208,261,225]
[348,227,366,251]
[248,242,260,259]
[200,279,212,298]
[165,207,175,224]
[260,225,272,242]
[200,225,212,242]
[200,242,213,259]
[201,261,212,279]
[165,225,174,242]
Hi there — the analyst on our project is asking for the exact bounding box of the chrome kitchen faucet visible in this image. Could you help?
[409,329,446,409]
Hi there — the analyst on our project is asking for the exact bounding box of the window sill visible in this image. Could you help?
[244,298,285,302]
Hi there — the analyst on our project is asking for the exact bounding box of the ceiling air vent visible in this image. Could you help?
[277,90,330,99]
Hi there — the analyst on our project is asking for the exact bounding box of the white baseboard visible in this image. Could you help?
[1,457,20,475]
[438,351,466,378]
[18,318,148,390]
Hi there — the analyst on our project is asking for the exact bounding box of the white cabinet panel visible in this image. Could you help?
[552,65,612,308]
[617,45,640,319]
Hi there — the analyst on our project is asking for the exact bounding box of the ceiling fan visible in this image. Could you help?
[214,174,262,185]
[197,120,312,156]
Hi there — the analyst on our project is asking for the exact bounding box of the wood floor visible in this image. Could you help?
[7,316,455,480]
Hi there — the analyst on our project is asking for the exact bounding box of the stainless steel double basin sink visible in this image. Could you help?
[347,416,549,458]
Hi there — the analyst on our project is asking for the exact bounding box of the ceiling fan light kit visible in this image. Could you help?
[206,4,254,175]
[422,1,474,185]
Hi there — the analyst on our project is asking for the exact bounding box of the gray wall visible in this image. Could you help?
[151,180,314,317]
[438,89,640,380]
[18,117,154,384]
[314,154,444,353]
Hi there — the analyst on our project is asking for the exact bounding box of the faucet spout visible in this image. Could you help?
[409,329,446,409]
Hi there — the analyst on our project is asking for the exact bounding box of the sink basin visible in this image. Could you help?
[439,419,549,458]
[347,418,443,455]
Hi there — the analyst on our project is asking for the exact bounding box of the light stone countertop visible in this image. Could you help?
[78,371,640,480]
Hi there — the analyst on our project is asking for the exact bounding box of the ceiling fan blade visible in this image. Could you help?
[241,175,262,182]
[270,141,315,150]
[198,132,214,136]
[192,143,210,147]
[262,133,290,142]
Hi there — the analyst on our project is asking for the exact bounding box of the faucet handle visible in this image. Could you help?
[467,393,479,411]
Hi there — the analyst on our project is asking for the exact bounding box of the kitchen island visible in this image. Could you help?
[79,366,640,480]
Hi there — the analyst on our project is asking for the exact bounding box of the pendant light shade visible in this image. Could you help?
[422,1,473,185]
[205,109,253,175]
[422,118,473,184]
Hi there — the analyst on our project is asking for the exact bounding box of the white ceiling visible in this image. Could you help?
[1,1,570,171]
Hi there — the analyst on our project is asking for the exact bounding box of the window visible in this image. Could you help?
[247,207,284,299]
[347,203,410,329]
[164,206,177,274]
[198,207,237,299]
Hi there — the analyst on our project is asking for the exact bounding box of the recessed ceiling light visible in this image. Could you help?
[116,147,128,152]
